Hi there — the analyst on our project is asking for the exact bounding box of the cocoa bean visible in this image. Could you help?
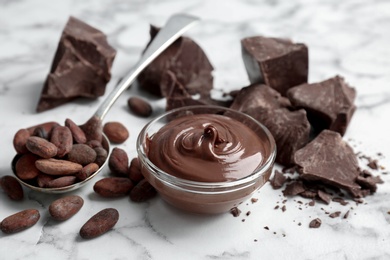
[76,163,99,181]
[103,122,129,144]
[50,126,73,157]
[65,118,87,144]
[86,140,102,149]
[13,128,30,154]
[35,158,83,175]
[94,147,108,167]
[15,154,40,180]
[49,195,84,221]
[46,176,77,188]
[80,116,103,143]
[127,96,153,117]
[26,136,58,158]
[79,208,119,239]
[0,209,40,234]
[26,121,59,135]
[68,144,97,165]
[36,173,54,188]
[130,179,157,202]
[32,126,50,140]
[128,157,144,183]
[108,148,129,176]
[0,175,24,200]
[93,177,134,197]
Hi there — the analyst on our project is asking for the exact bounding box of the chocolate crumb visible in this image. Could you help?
[329,211,341,218]
[251,198,258,203]
[308,200,315,206]
[274,205,280,210]
[242,219,245,222]
[281,205,287,212]
[343,210,350,219]
[264,226,269,230]
[246,211,251,216]
[367,159,379,170]
[230,207,241,217]
[309,218,322,228]
[298,222,302,226]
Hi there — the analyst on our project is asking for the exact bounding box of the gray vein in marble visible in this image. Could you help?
[206,249,250,259]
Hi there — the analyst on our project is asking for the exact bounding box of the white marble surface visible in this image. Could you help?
[1,0,390,259]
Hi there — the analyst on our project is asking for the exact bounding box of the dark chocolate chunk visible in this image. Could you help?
[229,84,291,112]
[241,36,308,96]
[286,76,356,136]
[309,218,322,228]
[37,16,116,112]
[246,107,311,166]
[367,159,379,170]
[138,25,213,97]
[294,130,362,197]
[283,181,305,196]
[270,170,287,189]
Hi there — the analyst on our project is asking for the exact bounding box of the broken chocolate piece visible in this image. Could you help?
[246,107,311,166]
[241,36,308,96]
[230,84,291,112]
[294,130,362,197]
[283,181,305,196]
[332,197,349,206]
[138,25,213,97]
[309,218,322,228]
[286,76,356,136]
[317,190,332,204]
[270,170,287,189]
[37,16,116,112]
[355,175,382,193]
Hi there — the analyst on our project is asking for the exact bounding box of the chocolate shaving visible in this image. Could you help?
[317,190,332,205]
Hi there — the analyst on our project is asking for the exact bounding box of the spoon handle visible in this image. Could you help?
[93,14,200,120]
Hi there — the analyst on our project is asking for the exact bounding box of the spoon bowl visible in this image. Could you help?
[11,14,199,193]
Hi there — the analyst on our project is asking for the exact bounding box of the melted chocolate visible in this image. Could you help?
[147,114,266,182]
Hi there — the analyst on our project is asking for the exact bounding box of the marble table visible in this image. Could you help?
[1,0,390,259]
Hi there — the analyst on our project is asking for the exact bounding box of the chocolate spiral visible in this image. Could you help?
[147,114,265,182]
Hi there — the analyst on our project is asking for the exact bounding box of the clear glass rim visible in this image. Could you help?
[136,105,277,190]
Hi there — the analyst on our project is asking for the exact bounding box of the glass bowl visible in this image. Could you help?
[137,105,276,214]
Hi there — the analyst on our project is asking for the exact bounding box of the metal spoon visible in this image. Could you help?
[13,14,200,193]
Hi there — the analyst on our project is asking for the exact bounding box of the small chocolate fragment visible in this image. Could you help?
[317,190,332,205]
[230,207,241,217]
[283,181,305,196]
[270,170,287,189]
[138,25,213,97]
[37,16,116,112]
[287,76,356,136]
[241,36,308,96]
[332,197,349,206]
[329,211,341,218]
[246,107,311,166]
[309,218,322,228]
[294,130,362,197]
